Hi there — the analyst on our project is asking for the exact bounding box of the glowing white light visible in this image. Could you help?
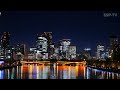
[84,48,91,51]
[7,56,11,59]
[109,56,111,58]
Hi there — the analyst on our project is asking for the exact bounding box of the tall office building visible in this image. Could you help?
[0,32,11,59]
[83,48,91,60]
[68,46,76,60]
[105,47,111,58]
[110,35,119,58]
[36,35,48,60]
[41,32,52,59]
[14,43,26,59]
[59,39,71,59]
[112,44,120,61]
[50,42,55,59]
[110,35,118,48]
[30,47,37,54]
[0,45,4,59]
[21,44,26,56]
[54,47,59,59]
[96,45,105,59]
[1,32,10,48]
[36,36,48,52]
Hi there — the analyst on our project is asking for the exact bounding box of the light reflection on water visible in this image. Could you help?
[0,63,120,79]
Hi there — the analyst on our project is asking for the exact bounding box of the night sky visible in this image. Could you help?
[0,11,120,55]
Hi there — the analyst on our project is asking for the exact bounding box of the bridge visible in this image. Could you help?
[57,61,87,66]
[20,61,87,66]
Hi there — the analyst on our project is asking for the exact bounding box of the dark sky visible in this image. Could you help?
[0,11,120,55]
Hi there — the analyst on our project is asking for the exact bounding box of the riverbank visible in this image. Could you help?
[0,63,22,70]
[87,65,120,74]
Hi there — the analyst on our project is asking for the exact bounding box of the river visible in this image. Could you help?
[0,63,120,79]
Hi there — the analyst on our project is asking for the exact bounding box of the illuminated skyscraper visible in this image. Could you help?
[50,42,55,59]
[36,36,48,52]
[109,35,119,59]
[84,48,91,60]
[112,44,120,61]
[0,45,4,59]
[96,45,104,59]
[30,47,37,54]
[110,35,118,48]
[54,47,59,59]
[14,43,26,59]
[68,46,76,60]
[41,32,52,59]
[36,35,48,60]
[0,32,11,59]
[1,32,10,49]
[59,39,71,59]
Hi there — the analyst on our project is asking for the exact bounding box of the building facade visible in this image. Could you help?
[96,45,105,59]
[83,48,91,60]
[110,35,119,59]
[112,44,120,61]
[36,36,48,60]
[68,46,76,60]
[0,32,11,59]
[59,39,71,59]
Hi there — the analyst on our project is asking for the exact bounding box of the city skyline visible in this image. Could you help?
[0,11,120,54]
[0,11,120,79]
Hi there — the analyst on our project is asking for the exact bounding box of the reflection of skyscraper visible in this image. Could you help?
[50,63,56,79]
[0,70,4,79]
[70,66,76,79]
[86,67,90,79]
[43,66,49,79]
[63,68,68,79]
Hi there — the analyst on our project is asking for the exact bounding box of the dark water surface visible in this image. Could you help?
[0,63,120,79]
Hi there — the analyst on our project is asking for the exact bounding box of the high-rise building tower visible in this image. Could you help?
[0,32,10,59]
[41,32,52,59]
[36,36,48,52]
[96,45,104,59]
[68,46,76,60]
[110,35,118,48]
[83,48,91,60]
[14,43,26,59]
[112,44,120,61]
[1,32,10,49]
[59,39,71,59]
[36,35,48,60]
[110,35,119,59]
